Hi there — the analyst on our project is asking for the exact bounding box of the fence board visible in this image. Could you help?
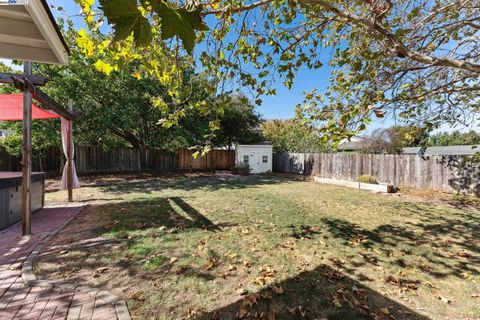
[273,152,480,195]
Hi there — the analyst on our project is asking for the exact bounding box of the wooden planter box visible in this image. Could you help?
[313,177,396,193]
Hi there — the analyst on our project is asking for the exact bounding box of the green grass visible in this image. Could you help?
[38,174,480,320]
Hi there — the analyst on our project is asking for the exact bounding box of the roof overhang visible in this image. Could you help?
[0,0,69,65]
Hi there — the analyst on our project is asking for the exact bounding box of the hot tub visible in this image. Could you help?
[0,172,46,230]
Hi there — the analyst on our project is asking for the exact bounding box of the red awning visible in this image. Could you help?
[0,94,60,121]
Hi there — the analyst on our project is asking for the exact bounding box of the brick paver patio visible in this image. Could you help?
[0,204,130,320]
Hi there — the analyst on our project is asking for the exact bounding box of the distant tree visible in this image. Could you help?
[360,126,428,154]
[211,93,262,149]
[0,62,16,94]
[262,119,328,152]
[428,131,480,146]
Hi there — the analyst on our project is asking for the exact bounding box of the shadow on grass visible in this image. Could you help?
[95,197,225,235]
[101,175,293,195]
[320,201,480,279]
[194,263,430,320]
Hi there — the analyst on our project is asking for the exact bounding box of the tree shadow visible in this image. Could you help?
[437,155,480,196]
[93,197,224,235]
[101,175,292,195]
[193,263,430,320]
[319,201,480,279]
[169,196,223,231]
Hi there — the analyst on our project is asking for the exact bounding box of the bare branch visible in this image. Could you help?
[300,0,480,73]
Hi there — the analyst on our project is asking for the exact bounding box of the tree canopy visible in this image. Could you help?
[358,125,429,154]
[262,119,329,152]
[73,0,480,142]
[428,130,480,146]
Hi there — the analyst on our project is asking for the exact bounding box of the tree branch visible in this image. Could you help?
[203,0,271,16]
[300,0,480,73]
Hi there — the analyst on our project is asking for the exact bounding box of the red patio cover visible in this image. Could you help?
[0,94,60,120]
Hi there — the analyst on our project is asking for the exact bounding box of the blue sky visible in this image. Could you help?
[0,1,469,134]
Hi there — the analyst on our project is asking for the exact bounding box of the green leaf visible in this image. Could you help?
[147,1,208,54]
[100,0,152,45]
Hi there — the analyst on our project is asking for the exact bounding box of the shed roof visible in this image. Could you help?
[0,0,69,65]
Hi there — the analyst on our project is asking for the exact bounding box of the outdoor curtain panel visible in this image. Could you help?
[60,117,80,190]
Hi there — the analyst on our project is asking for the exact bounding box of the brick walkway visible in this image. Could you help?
[0,204,130,320]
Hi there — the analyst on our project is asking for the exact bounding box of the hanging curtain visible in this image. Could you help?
[60,117,80,189]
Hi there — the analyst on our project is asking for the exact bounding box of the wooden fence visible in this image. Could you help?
[0,146,62,173]
[0,146,234,174]
[273,152,480,194]
[178,149,235,170]
[75,146,178,173]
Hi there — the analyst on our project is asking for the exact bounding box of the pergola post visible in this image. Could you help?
[67,100,74,202]
[22,61,33,237]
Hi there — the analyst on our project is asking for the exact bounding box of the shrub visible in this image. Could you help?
[234,163,251,176]
[357,175,379,184]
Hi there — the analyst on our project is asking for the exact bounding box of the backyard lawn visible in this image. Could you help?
[38,174,479,320]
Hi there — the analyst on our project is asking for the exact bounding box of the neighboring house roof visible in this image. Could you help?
[403,145,480,156]
[338,136,367,151]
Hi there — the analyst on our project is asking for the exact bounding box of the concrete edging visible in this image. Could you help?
[314,177,395,193]
[21,204,131,320]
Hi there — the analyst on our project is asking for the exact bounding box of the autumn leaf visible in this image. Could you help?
[332,296,342,308]
[146,1,208,54]
[269,284,284,295]
[236,288,248,296]
[204,258,215,271]
[436,295,452,304]
[380,307,390,315]
[100,0,152,45]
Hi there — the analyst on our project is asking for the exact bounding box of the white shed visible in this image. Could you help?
[236,143,273,174]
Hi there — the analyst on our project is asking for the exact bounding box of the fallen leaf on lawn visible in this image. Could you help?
[236,288,248,295]
[424,280,439,289]
[238,305,248,319]
[253,277,267,286]
[458,250,473,259]
[332,297,342,308]
[243,293,260,307]
[170,257,179,264]
[204,258,216,271]
[228,264,237,271]
[436,295,452,304]
[96,267,109,273]
[288,306,297,315]
[461,272,475,280]
[405,282,418,290]
[127,290,145,302]
[298,306,307,317]
[269,284,284,295]
[380,308,390,315]
[243,260,252,268]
